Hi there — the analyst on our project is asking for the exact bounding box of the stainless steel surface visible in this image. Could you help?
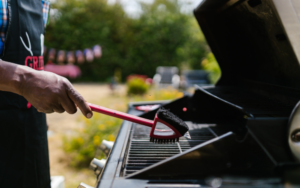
[99,140,114,156]
[90,158,106,175]
[101,140,114,149]
[176,142,182,153]
[92,158,106,169]
[184,131,191,139]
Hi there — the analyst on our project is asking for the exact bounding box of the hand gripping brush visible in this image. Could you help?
[88,103,190,143]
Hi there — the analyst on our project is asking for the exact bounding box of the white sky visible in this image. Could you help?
[49,0,203,19]
[107,0,203,17]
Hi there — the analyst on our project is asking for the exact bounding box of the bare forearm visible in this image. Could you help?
[0,60,93,118]
[0,60,30,95]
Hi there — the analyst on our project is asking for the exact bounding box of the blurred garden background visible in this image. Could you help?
[45,0,221,187]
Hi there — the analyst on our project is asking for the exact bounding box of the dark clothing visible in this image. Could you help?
[0,0,50,187]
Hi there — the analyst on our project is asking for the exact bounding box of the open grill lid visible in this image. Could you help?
[194,0,300,89]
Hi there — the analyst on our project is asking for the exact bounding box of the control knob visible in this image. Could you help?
[99,140,114,156]
[89,158,106,175]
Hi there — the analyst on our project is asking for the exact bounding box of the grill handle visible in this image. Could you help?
[88,103,154,127]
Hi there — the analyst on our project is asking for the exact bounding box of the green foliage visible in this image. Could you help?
[122,0,190,76]
[46,0,127,81]
[201,52,221,84]
[63,113,121,167]
[178,18,208,70]
[128,87,184,102]
[45,0,208,82]
[127,77,149,95]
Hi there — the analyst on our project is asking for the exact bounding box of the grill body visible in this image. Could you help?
[94,0,300,187]
[95,86,300,188]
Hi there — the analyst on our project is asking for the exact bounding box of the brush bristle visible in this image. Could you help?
[156,107,189,136]
[150,137,179,143]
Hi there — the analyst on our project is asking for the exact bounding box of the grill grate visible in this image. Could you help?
[122,123,216,176]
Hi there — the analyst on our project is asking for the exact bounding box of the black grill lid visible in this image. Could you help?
[194,0,300,89]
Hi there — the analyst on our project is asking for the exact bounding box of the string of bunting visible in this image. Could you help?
[44,45,102,65]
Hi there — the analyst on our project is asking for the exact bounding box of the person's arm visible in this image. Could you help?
[0,60,93,118]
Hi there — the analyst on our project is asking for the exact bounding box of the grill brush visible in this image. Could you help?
[88,103,190,143]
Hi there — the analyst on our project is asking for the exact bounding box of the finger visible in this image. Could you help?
[53,104,65,114]
[39,108,54,114]
[34,104,54,114]
[60,97,77,114]
[67,86,93,119]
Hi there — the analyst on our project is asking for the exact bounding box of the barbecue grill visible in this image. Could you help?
[79,0,300,187]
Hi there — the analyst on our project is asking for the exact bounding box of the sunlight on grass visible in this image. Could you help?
[128,87,184,102]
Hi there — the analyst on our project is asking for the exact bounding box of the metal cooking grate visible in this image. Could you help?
[122,123,216,176]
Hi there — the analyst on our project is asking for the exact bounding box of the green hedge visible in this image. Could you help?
[127,77,149,95]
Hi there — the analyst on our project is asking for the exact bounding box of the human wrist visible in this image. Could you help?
[0,60,26,95]
[14,65,34,96]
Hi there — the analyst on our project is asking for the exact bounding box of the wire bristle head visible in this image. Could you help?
[149,137,179,144]
[156,107,189,136]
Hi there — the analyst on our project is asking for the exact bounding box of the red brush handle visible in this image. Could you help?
[88,103,154,127]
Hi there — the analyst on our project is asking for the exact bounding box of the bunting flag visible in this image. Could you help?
[44,44,102,64]
[67,51,75,64]
[48,48,56,61]
[57,50,66,64]
[93,45,102,58]
[75,50,85,64]
[84,49,94,62]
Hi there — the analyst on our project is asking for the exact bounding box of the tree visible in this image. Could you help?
[45,0,208,81]
[120,0,192,77]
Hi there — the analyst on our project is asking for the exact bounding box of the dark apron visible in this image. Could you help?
[0,0,50,187]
